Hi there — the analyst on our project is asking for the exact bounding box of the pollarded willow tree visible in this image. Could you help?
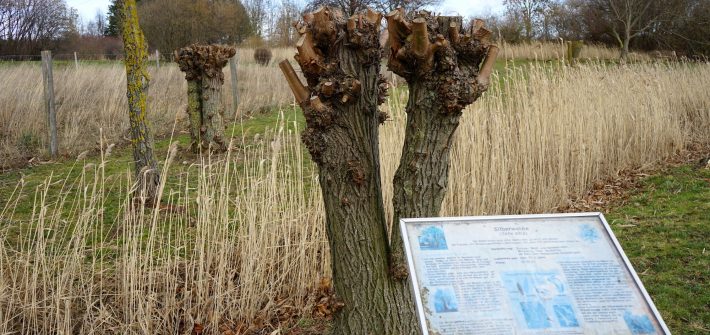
[279,6,497,334]
[176,45,236,152]
[120,0,161,204]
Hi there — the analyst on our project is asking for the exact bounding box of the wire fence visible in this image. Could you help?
[0,50,177,62]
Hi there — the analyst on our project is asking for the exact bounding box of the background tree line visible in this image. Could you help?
[0,0,309,58]
[0,0,78,56]
[489,0,710,58]
[1,0,709,59]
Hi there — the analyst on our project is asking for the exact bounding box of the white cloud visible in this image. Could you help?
[66,0,112,20]
[436,0,505,18]
[65,0,504,22]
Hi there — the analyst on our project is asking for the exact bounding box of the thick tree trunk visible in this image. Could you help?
[176,45,235,153]
[281,7,419,334]
[389,82,465,274]
[176,48,203,153]
[120,0,160,204]
[201,75,226,151]
[386,12,498,277]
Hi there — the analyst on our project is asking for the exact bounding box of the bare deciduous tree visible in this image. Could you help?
[305,0,441,16]
[138,0,252,53]
[244,0,269,36]
[502,0,551,41]
[591,0,664,59]
[272,0,302,46]
[84,9,106,36]
[0,0,77,54]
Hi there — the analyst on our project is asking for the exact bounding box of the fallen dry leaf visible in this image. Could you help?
[192,323,204,335]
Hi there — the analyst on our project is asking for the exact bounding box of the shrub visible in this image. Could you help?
[17,132,41,157]
[254,48,272,66]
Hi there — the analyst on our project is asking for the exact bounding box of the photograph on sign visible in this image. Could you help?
[400,213,670,335]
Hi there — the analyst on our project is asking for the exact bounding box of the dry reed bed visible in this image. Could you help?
[381,62,710,226]
[0,48,296,169]
[1,122,329,334]
[1,62,709,334]
[499,41,651,61]
[0,44,640,169]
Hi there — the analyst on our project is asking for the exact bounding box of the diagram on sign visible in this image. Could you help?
[431,287,459,313]
[502,271,580,330]
[579,224,601,243]
[418,226,448,250]
[623,311,657,334]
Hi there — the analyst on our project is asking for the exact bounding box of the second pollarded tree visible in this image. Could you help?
[176,45,236,152]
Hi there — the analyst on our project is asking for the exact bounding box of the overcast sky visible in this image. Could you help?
[66,0,504,21]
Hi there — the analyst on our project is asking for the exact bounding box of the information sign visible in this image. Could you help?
[400,213,670,335]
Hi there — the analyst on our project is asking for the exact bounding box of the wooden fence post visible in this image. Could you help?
[155,50,160,68]
[229,54,239,119]
[74,51,79,70]
[41,50,58,158]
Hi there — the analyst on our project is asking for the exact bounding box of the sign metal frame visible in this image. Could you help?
[400,212,671,335]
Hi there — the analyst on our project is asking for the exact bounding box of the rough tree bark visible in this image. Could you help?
[176,45,236,152]
[385,10,498,279]
[120,0,161,204]
[199,46,234,152]
[280,7,419,334]
[176,48,203,152]
[280,6,497,335]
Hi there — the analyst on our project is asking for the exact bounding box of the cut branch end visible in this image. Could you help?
[278,60,309,104]
[477,45,499,87]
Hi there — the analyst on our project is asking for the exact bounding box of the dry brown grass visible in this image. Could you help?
[0,45,653,169]
[1,122,329,334]
[499,41,651,61]
[381,62,710,227]
[0,54,709,334]
[0,48,297,169]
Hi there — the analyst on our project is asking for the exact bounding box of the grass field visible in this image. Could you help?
[607,165,710,333]
[0,48,709,333]
[0,44,645,170]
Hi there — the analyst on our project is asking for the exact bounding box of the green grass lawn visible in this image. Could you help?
[0,105,307,241]
[606,165,710,334]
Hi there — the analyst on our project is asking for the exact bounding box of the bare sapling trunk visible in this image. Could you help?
[176,45,236,152]
[120,0,160,204]
[621,35,630,60]
[386,10,498,278]
[280,7,419,334]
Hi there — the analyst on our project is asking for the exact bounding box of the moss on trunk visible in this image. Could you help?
[176,45,235,153]
[186,80,202,152]
[120,0,160,204]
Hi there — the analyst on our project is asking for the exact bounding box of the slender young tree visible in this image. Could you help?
[280,6,497,334]
[120,0,160,204]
